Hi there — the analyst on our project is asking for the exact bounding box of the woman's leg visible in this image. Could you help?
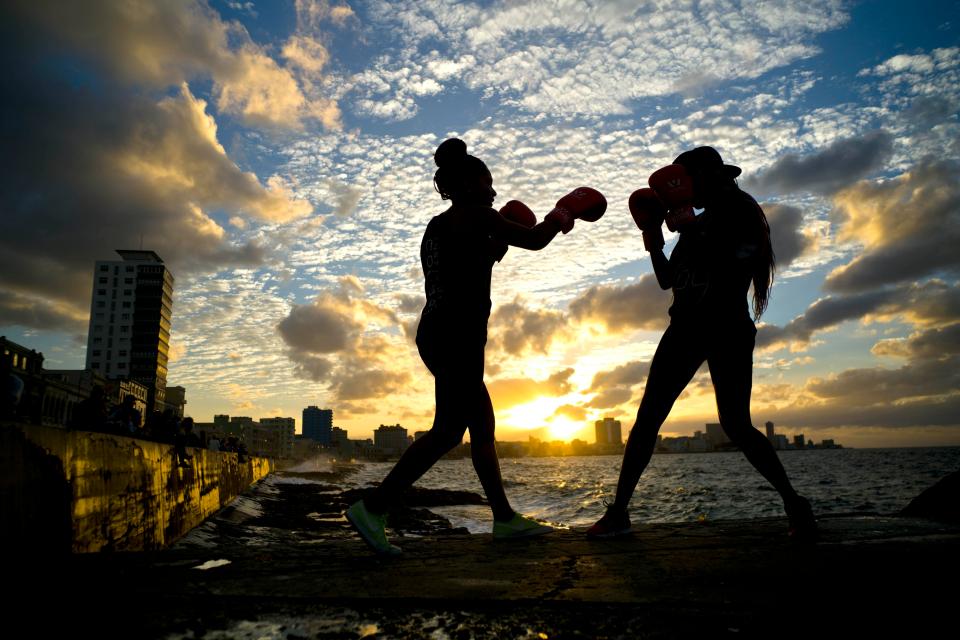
[611,325,707,512]
[363,370,471,515]
[708,329,800,501]
[467,382,514,521]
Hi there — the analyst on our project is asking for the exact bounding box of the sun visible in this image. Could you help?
[545,415,585,442]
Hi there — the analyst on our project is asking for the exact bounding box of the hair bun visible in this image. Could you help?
[434,138,468,168]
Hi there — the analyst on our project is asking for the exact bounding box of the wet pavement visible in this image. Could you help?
[13,466,959,639]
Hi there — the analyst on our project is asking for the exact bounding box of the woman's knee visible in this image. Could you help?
[428,425,467,451]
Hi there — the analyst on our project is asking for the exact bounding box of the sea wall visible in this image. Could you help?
[0,422,273,553]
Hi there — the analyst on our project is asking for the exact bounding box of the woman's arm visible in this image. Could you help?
[482,207,562,251]
[650,246,674,289]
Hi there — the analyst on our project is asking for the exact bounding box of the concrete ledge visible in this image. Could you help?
[0,422,273,552]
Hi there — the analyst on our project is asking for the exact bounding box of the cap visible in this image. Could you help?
[673,146,741,179]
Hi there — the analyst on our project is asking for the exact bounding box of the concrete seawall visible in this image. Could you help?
[0,422,273,553]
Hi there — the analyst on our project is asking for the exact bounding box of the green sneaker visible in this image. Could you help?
[492,512,554,540]
[345,500,402,555]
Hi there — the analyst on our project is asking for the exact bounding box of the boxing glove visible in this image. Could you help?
[545,187,607,234]
[628,188,666,252]
[649,164,696,232]
[500,200,537,228]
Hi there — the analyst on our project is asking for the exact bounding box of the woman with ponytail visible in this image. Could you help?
[347,138,605,554]
[588,146,817,540]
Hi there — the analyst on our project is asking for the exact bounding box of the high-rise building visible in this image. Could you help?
[705,423,731,447]
[765,421,775,440]
[302,406,333,444]
[594,417,622,446]
[793,434,806,449]
[374,424,408,455]
[85,250,173,412]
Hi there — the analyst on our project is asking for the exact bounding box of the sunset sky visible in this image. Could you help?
[2,0,958,447]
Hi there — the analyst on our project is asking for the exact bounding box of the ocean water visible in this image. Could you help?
[339,447,960,533]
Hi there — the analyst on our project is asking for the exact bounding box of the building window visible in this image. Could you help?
[92,350,101,357]
[122,301,131,308]
[91,362,100,369]
[97,289,106,295]
[96,301,105,308]
[123,289,132,296]
[93,337,102,344]
[126,266,134,272]
[120,326,128,333]
[125,278,133,284]
[100,265,108,272]
[99,277,108,284]
[121,313,130,320]
[95,313,104,320]
[117,363,126,369]
[119,350,127,356]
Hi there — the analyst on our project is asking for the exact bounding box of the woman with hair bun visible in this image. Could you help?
[346,138,606,554]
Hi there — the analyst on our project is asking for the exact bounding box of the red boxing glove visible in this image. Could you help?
[499,200,537,227]
[545,187,607,234]
[649,164,696,232]
[628,188,666,252]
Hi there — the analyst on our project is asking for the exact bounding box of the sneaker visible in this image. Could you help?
[785,495,818,542]
[345,500,402,555]
[586,504,631,538]
[492,513,554,539]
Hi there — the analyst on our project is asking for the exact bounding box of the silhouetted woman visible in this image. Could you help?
[347,138,603,554]
[588,146,816,540]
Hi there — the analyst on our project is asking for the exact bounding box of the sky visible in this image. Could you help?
[1,0,958,448]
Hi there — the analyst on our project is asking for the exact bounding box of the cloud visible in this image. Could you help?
[488,298,568,356]
[568,275,670,333]
[0,75,295,324]
[765,204,814,267]
[586,359,652,411]
[486,368,574,409]
[0,291,88,333]
[871,323,960,360]
[746,130,894,195]
[825,158,960,293]
[354,0,849,120]
[277,277,410,402]
[6,0,341,129]
[552,404,588,422]
[756,280,960,352]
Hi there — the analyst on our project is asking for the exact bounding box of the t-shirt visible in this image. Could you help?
[418,208,501,339]
[667,189,766,323]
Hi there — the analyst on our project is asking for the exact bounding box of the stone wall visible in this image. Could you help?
[0,422,273,553]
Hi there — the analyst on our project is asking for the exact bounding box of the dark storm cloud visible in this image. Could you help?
[747,130,894,195]
[826,158,960,293]
[0,3,312,332]
[765,204,813,267]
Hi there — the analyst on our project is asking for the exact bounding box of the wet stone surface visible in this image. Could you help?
[15,467,960,639]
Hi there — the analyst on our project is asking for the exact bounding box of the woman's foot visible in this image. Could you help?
[346,500,402,555]
[586,504,632,538]
[784,495,818,541]
[492,513,554,539]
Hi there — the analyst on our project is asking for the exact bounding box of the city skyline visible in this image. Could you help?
[1,1,958,448]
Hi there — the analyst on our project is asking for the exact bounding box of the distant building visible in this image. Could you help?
[773,434,789,450]
[303,406,333,444]
[85,250,174,412]
[163,385,186,418]
[413,430,428,441]
[374,424,409,455]
[765,421,775,440]
[706,423,731,447]
[793,434,806,449]
[594,417,622,447]
[260,417,296,459]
